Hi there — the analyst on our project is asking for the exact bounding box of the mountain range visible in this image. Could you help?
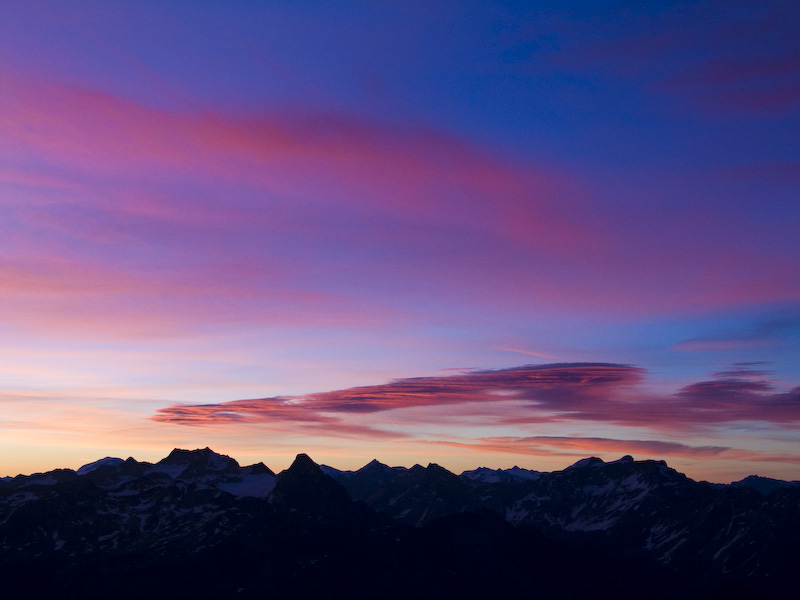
[2,448,798,598]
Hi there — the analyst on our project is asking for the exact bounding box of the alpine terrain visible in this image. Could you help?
[1,448,798,598]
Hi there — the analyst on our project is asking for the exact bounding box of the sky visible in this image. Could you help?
[1,0,799,482]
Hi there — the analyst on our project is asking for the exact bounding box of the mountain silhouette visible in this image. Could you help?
[1,448,797,598]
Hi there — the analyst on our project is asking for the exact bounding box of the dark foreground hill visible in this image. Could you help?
[1,449,798,599]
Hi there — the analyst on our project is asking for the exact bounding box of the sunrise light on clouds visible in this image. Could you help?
[1,1,798,482]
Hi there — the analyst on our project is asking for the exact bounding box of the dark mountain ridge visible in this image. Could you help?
[2,449,798,598]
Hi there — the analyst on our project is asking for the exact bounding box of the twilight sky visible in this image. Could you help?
[1,1,799,482]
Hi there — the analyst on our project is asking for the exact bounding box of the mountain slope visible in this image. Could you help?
[2,449,798,598]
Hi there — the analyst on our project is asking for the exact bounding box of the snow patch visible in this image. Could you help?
[584,482,615,495]
[6,491,38,506]
[565,457,603,470]
[77,457,124,476]
[218,474,277,498]
[461,466,541,483]
[22,476,58,486]
[565,514,620,532]
[713,529,747,560]
[505,507,530,523]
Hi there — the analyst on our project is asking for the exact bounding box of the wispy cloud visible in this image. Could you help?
[433,435,800,466]
[1,70,610,339]
[578,0,800,115]
[0,71,580,250]
[153,363,640,435]
[495,347,557,359]
[154,363,800,439]
[673,312,800,352]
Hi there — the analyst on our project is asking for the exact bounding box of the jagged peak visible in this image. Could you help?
[460,465,541,483]
[353,459,395,476]
[425,463,460,480]
[162,447,213,463]
[427,462,450,471]
[461,466,496,475]
[284,453,320,475]
[245,462,275,476]
[270,453,353,512]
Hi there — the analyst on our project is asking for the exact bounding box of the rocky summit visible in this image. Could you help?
[2,449,798,599]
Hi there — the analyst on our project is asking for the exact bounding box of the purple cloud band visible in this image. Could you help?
[153,363,800,436]
[433,436,800,466]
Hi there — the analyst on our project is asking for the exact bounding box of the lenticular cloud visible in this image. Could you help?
[154,363,800,436]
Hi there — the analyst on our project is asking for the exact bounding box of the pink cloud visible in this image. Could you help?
[438,436,729,459]
[6,71,661,336]
[434,435,800,466]
[2,69,798,332]
[0,250,385,339]
[153,363,800,439]
[0,71,585,254]
[153,363,642,436]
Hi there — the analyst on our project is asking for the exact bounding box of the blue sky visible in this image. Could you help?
[1,1,798,480]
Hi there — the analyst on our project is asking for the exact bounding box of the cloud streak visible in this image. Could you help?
[1,70,611,339]
[673,313,800,352]
[2,2,799,482]
[0,71,579,250]
[434,436,800,467]
[570,0,800,115]
[154,363,800,437]
[3,61,798,347]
